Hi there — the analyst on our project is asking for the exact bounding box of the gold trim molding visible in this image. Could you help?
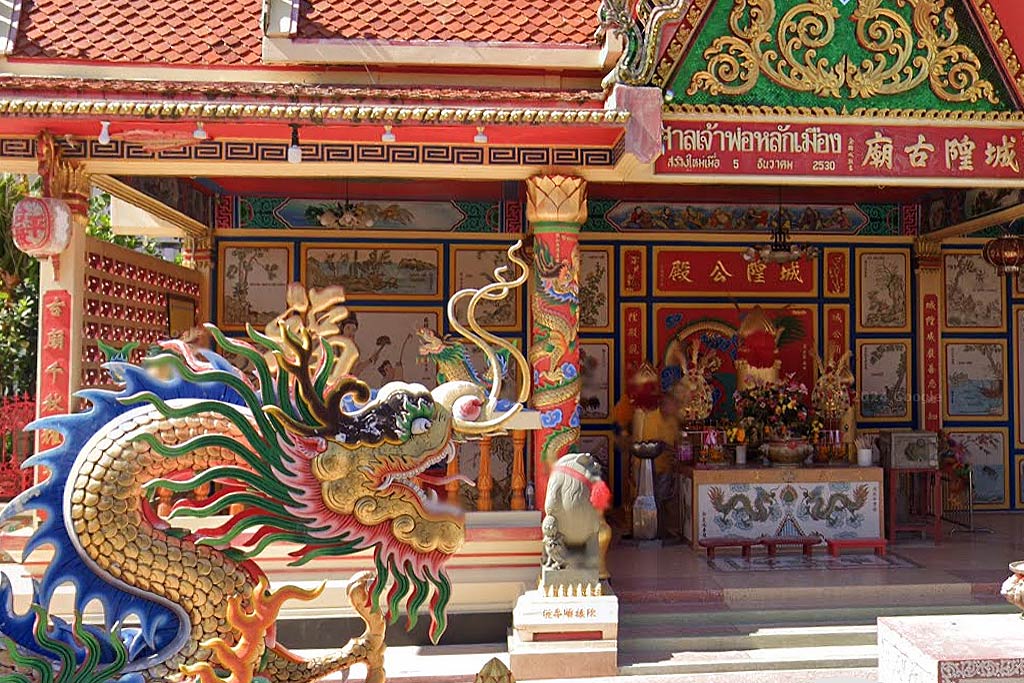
[664,102,1024,122]
[687,0,999,104]
[970,0,1024,100]
[92,174,210,239]
[0,98,630,126]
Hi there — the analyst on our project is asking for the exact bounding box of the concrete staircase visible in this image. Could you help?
[616,593,1017,678]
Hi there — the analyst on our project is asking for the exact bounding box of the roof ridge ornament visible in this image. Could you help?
[596,0,691,86]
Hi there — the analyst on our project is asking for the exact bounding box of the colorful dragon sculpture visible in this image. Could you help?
[0,243,530,683]
[416,327,510,387]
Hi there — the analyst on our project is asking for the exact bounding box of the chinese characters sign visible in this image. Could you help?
[38,290,72,451]
[622,303,647,376]
[825,306,849,359]
[658,121,1024,182]
[654,247,817,296]
[922,294,941,432]
[621,246,646,296]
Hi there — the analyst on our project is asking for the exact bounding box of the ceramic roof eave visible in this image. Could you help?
[262,36,618,71]
[0,95,631,127]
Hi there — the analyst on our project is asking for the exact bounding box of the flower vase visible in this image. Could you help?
[735,444,747,465]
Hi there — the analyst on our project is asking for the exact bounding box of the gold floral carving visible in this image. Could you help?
[687,0,999,105]
[913,237,943,270]
[654,0,715,87]
[970,0,1024,96]
[525,175,589,226]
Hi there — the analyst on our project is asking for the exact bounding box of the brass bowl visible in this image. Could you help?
[631,441,665,460]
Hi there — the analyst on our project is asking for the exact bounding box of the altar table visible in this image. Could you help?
[679,465,885,548]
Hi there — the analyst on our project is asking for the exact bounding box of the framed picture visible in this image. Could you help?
[856,339,911,421]
[167,294,197,338]
[856,250,910,332]
[580,339,614,423]
[343,307,442,388]
[449,245,523,331]
[943,252,1005,332]
[1016,455,1024,509]
[302,244,442,301]
[1016,307,1024,446]
[943,341,1007,421]
[577,431,615,495]
[579,245,614,332]
[218,242,293,330]
[944,428,1009,510]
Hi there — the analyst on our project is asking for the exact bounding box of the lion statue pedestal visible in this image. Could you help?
[508,452,619,680]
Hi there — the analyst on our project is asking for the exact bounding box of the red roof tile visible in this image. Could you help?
[13,0,263,65]
[297,0,598,45]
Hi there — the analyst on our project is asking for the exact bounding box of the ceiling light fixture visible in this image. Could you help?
[192,121,208,140]
[287,124,303,164]
[743,187,818,264]
[381,124,396,143]
[474,126,488,144]
[98,121,111,145]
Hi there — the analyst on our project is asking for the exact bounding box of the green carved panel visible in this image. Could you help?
[581,200,620,232]
[668,0,1014,113]
[453,202,501,232]
[238,197,288,229]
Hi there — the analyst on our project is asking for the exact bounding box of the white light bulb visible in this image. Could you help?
[193,122,208,140]
[98,121,111,145]
[381,125,396,143]
[474,126,488,144]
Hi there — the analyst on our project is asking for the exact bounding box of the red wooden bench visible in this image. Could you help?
[826,537,887,557]
[759,536,821,558]
[699,537,755,560]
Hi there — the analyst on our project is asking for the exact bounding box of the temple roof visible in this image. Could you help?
[8,0,598,68]
[12,0,263,66]
[297,0,598,45]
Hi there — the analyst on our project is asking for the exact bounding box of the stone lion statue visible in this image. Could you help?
[541,451,611,589]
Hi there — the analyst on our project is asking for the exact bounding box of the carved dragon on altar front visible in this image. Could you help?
[0,243,530,683]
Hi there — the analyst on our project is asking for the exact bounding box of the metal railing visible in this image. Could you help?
[940,469,994,534]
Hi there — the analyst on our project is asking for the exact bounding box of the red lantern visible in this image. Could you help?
[11,197,72,279]
[983,234,1024,276]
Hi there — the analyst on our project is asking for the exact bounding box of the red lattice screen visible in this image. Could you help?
[0,395,35,500]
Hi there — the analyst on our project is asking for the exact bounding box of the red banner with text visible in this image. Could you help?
[658,120,1023,182]
[922,294,941,432]
[654,247,817,296]
[38,290,72,451]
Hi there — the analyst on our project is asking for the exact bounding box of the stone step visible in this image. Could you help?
[619,624,877,653]
[523,669,878,683]
[618,643,879,676]
[618,601,1016,629]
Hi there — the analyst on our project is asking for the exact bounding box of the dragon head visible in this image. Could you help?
[416,326,446,357]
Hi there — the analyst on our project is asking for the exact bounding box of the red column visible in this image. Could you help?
[526,175,587,510]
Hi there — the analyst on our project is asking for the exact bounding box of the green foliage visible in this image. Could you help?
[0,174,162,396]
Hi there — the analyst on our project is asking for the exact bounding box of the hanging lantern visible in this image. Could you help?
[982,233,1024,276]
[11,197,72,280]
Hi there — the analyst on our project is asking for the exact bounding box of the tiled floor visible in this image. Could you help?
[607,512,1024,603]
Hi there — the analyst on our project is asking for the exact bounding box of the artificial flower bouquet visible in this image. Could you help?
[733,379,824,443]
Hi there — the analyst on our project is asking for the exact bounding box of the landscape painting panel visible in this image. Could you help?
[858,252,908,330]
[944,253,1003,329]
[945,342,1006,418]
[450,246,522,330]
[858,342,909,420]
[946,430,1007,507]
[305,246,440,299]
[220,245,290,328]
[580,342,612,421]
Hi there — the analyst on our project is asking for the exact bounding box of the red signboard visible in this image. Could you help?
[922,294,941,432]
[658,120,1024,182]
[825,250,848,297]
[654,247,817,296]
[38,290,72,451]
[622,303,647,375]
[825,306,849,359]
[621,246,646,296]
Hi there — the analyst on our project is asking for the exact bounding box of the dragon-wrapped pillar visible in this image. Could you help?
[526,175,586,510]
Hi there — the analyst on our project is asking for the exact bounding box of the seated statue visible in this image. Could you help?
[541,452,611,591]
